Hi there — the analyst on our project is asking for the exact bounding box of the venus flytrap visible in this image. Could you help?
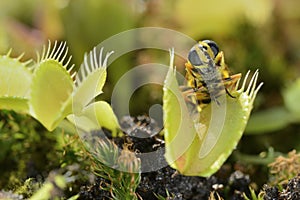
[29,41,75,131]
[68,47,121,137]
[163,49,263,177]
[0,41,120,135]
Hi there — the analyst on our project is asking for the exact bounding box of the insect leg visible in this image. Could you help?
[222,73,242,98]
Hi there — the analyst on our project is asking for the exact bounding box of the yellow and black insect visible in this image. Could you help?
[182,40,241,112]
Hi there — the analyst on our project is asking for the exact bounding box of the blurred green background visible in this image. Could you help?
[1,0,300,190]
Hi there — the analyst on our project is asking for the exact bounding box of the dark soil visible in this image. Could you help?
[263,174,300,200]
[78,177,111,199]
[78,115,254,199]
[137,167,252,200]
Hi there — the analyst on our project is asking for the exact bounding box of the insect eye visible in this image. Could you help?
[188,49,203,66]
[202,40,219,58]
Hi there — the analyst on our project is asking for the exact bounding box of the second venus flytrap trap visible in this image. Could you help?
[163,40,263,177]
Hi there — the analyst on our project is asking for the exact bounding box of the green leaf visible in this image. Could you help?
[29,42,74,131]
[163,50,263,176]
[245,78,300,135]
[245,107,292,134]
[0,51,32,113]
[283,78,300,119]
